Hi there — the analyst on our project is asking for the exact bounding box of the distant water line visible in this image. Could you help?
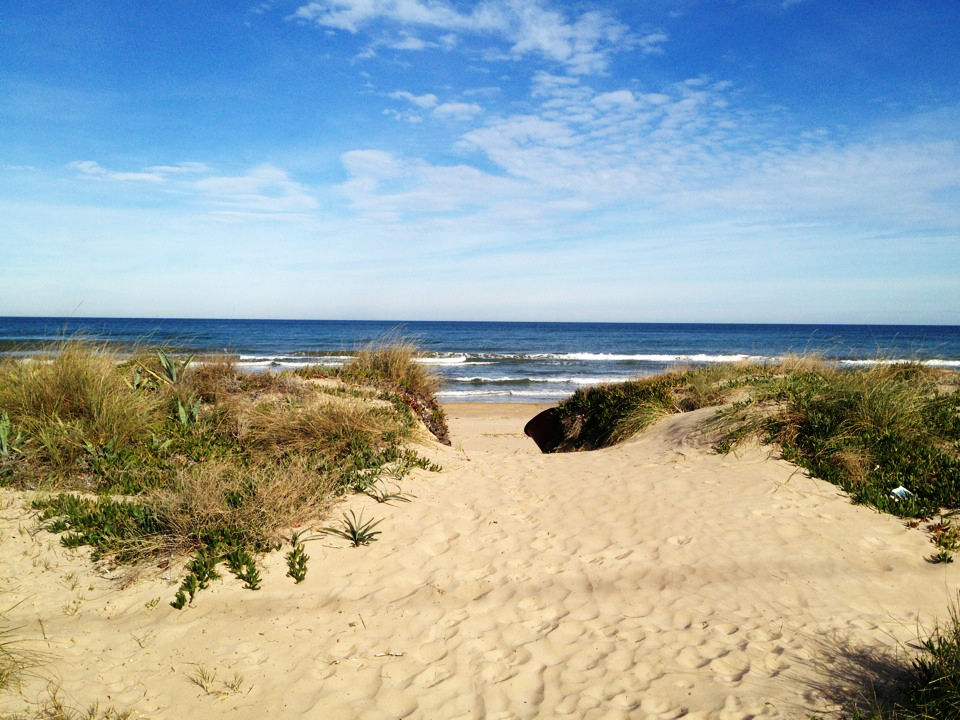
[1,317,958,403]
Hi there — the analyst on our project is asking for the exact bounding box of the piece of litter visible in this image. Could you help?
[374,652,404,657]
[890,485,915,501]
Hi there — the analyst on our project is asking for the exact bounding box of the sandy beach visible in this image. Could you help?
[1,402,956,719]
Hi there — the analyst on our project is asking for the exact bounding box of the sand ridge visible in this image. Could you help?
[1,403,956,719]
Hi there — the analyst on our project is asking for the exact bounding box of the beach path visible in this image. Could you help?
[0,403,955,719]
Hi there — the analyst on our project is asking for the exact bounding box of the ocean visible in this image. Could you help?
[1,317,959,403]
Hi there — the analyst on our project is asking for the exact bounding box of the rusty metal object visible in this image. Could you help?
[523,407,564,453]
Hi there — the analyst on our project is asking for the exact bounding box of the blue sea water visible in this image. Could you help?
[1,317,959,403]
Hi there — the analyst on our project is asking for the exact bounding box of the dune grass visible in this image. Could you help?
[296,339,450,444]
[0,340,443,606]
[827,600,960,719]
[554,359,960,519]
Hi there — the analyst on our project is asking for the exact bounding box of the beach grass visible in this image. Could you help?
[825,598,960,719]
[554,359,960,519]
[0,339,442,605]
[296,339,450,444]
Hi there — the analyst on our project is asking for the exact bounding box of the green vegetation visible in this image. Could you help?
[830,600,960,719]
[555,359,960,520]
[1,616,38,694]
[296,339,451,445]
[0,340,443,607]
[321,509,383,546]
[285,531,309,583]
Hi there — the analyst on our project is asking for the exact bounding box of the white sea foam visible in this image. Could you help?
[840,358,960,368]
[437,389,569,398]
[454,375,620,385]
[414,356,468,365]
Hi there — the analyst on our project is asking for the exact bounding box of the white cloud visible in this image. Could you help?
[388,33,431,50]
[65,160,318,217]
[636,31,668,55]
[343,72,960,240]
[389,89,438,108]
[69,160,165,183]
[592,90,636,109]
[144,162,210,174]
[192,165,317,215]
[433,101,483,119]
[292,0,644,74]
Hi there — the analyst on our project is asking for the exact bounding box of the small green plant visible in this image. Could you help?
[156,349,194,384]
[225,547,261,590]
[285,533,309,584]
[0,411,22,458]
[171,550,222,608]
[171,574,197,609]
[932,549,955,564]
[176,394,201,426]
[33,495,165,563]
[363,481,414,504]
[322,510,383,547]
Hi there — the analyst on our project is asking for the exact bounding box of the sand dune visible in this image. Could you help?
[1,403,956,719]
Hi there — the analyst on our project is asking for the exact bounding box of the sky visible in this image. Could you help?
[1,0,958,324]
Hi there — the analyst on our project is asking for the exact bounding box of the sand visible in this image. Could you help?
[1,402,957,719]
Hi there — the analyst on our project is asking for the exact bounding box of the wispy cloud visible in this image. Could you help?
[389,90,438,108]
[66,160,317,217]
[387,90,482,122]
[192,165,318,216]
[433,101,483,119]
[342,72,960,238]
[292,0,645,74]
[69,160,166,183]
[69,160,210,183]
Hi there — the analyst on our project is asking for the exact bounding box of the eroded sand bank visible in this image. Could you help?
[1,403,956,719]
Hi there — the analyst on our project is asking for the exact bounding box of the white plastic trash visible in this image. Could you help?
[890,485,914,501]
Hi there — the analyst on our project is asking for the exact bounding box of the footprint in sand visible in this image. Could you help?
[710,650,751,682]
[413,664,454,688]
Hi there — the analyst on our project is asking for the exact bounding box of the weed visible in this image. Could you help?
[286,534,309,583]
[932,549,954,564]
[1,612,43,692]
[9,689,134,719]
[322,510,383,547]
[0,411,22,458]
[176,394,201,426]
[225,672,245,693]
[225,547,261,590]
[188,664,217,694]
[154,349,194,385]
[363,481,414,504]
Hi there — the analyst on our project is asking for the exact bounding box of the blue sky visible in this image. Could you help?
[1,1,958,323]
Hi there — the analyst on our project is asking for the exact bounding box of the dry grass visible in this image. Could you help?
[6,339,442,604]
[340,339,439,399]
[236,395,406,461]
[0,343,158,477]
[156,458,337,553]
